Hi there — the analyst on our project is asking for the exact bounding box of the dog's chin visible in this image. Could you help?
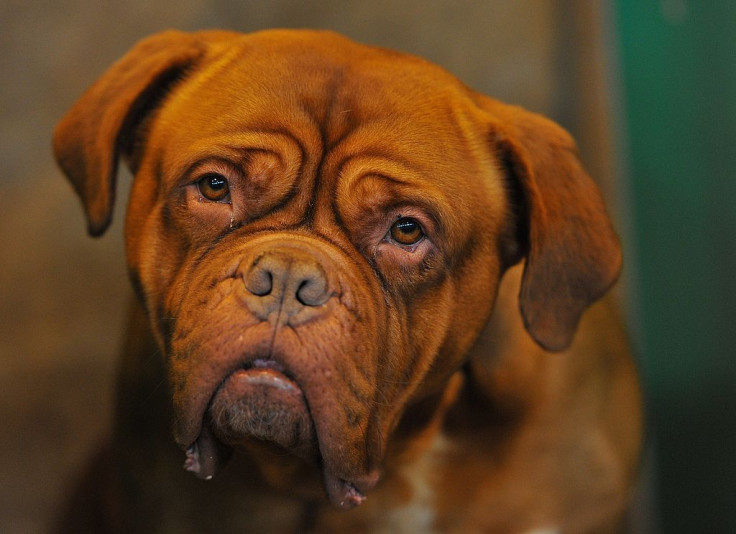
[185,359,317,470]
[182,360,374,509]
[209,361,317,455]
[181,358,377,509]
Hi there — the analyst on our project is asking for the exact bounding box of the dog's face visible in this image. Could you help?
[54,30,622,508]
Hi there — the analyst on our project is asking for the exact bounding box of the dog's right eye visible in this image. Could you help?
[197,173,231,202]
[389,217,424,246]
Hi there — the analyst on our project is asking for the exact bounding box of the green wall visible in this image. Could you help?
[615,2,736,532]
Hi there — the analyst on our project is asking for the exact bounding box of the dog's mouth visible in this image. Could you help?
[209,359,316,453]
[182,358,374,509]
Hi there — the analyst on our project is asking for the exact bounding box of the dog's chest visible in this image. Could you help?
[308,431,448,532]
[376,433,449,532]
[311,429,564,534]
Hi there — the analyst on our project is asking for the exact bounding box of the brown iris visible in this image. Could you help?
[390,217,424,246]
[197,173,230,202]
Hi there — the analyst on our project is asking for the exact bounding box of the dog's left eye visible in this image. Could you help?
[389,217,424,246]
[197,173,231,202]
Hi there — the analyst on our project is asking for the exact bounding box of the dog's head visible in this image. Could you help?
[54,30,621,508]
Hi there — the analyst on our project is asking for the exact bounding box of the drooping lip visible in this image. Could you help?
[209,359,317,455]
[176,356,380,509]
[171,333,277,450]
[182,357,314,478]
[235,357,299,390]
[250,357,288,373]
[231,367,297,390]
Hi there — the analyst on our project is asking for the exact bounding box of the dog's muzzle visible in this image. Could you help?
[172,239,382,509]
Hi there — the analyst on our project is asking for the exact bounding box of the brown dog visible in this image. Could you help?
[54,29,642,533]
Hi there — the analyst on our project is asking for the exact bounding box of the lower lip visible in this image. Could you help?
[230,367,297,391]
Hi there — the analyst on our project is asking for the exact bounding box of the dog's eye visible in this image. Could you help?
[197,173,231,202]
[389,217,424,246]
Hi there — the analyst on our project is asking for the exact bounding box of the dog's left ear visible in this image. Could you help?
[53,31,206,236]
[482,98,622,352]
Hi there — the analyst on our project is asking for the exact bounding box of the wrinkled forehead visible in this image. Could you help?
[150,32,488,181]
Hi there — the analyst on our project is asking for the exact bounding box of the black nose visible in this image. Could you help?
[242,251,330,322]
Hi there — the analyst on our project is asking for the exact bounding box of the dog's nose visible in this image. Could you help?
[242,251,331,322]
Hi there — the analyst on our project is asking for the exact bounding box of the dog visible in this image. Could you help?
[53,29,642,533]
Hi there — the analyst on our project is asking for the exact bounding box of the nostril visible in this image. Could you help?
[245,268,273,296]
[296,276,329,307]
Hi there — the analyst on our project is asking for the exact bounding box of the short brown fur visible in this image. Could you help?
[54,30,642,533]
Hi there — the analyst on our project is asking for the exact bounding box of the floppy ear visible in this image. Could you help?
[483,99,622,352]
[53,30,205,236]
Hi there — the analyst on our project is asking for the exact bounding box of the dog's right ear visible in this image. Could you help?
[53,30,205,236]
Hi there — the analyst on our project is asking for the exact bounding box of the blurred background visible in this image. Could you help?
[1,1,733,532]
